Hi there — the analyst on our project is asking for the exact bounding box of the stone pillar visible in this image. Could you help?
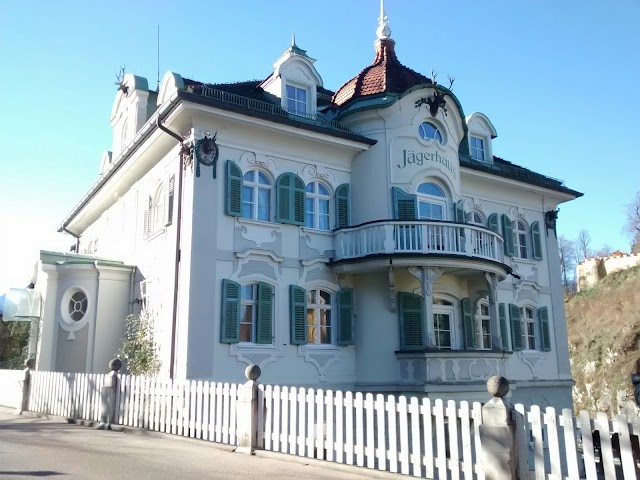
[485,273,502,350]
[480,376,519,480]
[17,358,35,415]
[236,364,262,455]
[420,267,442,347]
[98,358,122,430]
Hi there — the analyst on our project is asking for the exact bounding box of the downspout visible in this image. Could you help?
[63,228,80,253]
[156,116,190,380]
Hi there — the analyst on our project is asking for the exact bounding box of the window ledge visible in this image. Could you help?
[234,342,276,350]
[300,344,341,352]
[235,217,281,230]
[301,227,333,237]
[145,228,166,242]
[395,349,512,359]
[518,350,545,356]
[510,256,538,265]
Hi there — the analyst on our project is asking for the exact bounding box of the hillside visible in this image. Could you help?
[566,264,640,415]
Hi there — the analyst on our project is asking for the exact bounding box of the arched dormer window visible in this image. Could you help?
[417,182,447,220]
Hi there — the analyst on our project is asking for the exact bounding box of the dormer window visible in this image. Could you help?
[286,84,308,116]
[470,136,486,161]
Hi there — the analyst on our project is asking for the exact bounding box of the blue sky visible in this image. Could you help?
[0,0,638,289]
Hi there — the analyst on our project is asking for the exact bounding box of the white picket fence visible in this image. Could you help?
[515,404,640,480]
[261,386,484,479]
[2,368,640,479]
[27,371,239,445]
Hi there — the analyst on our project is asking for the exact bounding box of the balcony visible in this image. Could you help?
[333,220,505,266]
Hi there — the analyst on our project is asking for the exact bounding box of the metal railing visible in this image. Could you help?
[186,85,361,136]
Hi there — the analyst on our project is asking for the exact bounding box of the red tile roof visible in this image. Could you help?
[332,38,431,107]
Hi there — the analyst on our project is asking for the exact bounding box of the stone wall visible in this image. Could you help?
[576,251,640,291]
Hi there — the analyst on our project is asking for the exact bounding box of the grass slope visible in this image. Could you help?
[566,264,640,414]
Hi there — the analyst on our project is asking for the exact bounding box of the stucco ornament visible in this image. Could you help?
[195,133,219,178]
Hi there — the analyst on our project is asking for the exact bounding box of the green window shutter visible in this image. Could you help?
[276,173,306,225]
[455,201,466,224]
[165,174,175,226]
[538,306,551,351]
[221,279,241,343]
[392,187,418,220]
[255,283,273,344]
[337,289,355,345]
[502,214,515,256]
[398,292,424,350]
[509,303,523,351]
[531,221,543,260]
[498,303,509,350]
[225,160,242,217]
[292,175,305,225]
[461,298,476,349]
[289,285,307,345]
[488,213,499,233]
[335,184,351,229]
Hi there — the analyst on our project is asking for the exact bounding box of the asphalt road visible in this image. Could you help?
[0,409,392,480]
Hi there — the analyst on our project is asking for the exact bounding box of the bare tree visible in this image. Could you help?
[595,244,614,257]
[558,235,576,292]
[626,191,640,253]
[576,229,592,262]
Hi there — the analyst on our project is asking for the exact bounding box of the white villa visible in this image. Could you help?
[31,5,582,407]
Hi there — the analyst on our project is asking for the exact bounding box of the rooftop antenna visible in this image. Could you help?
[156,25,160,91]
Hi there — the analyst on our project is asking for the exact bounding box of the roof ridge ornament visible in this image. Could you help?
[377,0,391,40]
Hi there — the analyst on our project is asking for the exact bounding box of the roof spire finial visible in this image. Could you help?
[377,0,391,40]
[292,32,296,48]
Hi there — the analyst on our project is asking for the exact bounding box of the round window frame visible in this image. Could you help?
[417,121,446,146]
[60,287,89,326]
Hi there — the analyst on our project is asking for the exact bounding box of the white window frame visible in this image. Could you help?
[433,297,458,350]
[466,211,484,225]
[152,184,167,233]
[285,83,309,116]
[513,220,529,259]
[417,182,448,221]
[305,181,331,231]
[242,169,272,222]
[306,288,334,345]
[476,300,492,350]
[240,283,258,343]
[521,305,536,351]
[470,135,486,161]
[418,121,445,145]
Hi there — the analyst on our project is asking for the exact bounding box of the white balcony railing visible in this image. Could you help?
[334,220,504,263]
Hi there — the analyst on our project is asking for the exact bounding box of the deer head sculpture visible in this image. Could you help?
[414,71,455,117]
[114,66,128,95]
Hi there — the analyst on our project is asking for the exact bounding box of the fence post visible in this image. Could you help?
[98,358,121,430]
[17,358,35,415]
[480,376,518,480]
[236,364,261,454]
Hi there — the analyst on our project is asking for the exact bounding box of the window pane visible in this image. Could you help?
[306,182,315,193]
[434,130,443,143]
[257,172,270,185]
[320,309,332,327]
[258,188,270,211]
[241,285,254,300]
[307,290,317,305]
[297,88,306,102]
[432,205,444,220]
[319,290,331,305]
[243,171,254,182]
[417,182,446,197]
[286,85,296,99]
[318,183,329,196]
[319,214,330,231]
[320,327,331,344]
[319,199,329,215]
[287,99,296,112]
[305,198,314,228]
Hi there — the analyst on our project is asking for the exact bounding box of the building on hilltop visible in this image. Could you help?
[29,3,582,406]
[576,250,640,292]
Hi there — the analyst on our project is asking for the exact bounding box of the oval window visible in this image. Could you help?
[68,291,88,322]
[418,122,444,144]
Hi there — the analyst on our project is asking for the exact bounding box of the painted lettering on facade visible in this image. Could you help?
[397,149,457,179]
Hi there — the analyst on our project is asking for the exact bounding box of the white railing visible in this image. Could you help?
[334,221,504,263]
[261,387,484,479]
[516,404,640,479]
[25,370,239,445]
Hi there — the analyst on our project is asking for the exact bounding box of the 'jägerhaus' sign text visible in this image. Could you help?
[397,149,457,179]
